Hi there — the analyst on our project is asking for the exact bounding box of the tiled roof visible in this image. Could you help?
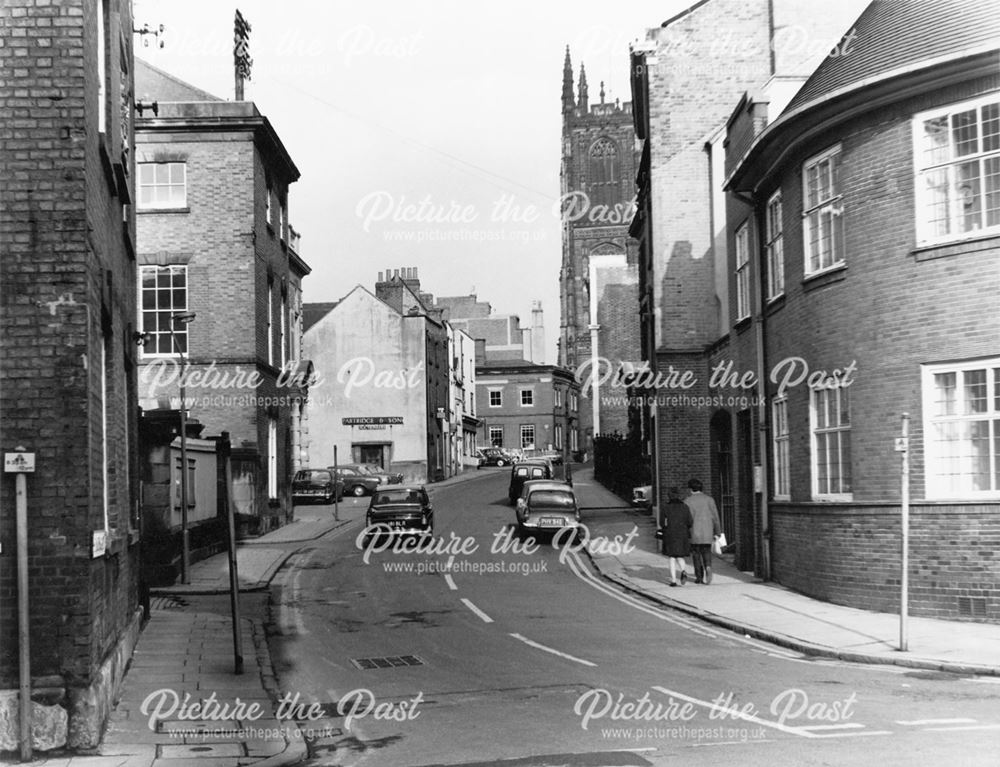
[785,0,1000,113]
[302,302,340,333]
[135,58,224,103]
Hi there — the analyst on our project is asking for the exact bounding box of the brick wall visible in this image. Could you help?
[772,504,1000,622]
[135,90,304,531]
[723,51,1000,608]
[0,0,143,748]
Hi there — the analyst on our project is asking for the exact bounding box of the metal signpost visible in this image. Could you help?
[895,414,910,651]
[333,445,339,521]
[5,447,35,762]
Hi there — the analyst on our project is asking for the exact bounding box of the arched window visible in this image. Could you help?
[589,138,620,208]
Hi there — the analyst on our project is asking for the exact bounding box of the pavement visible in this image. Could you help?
[29,464,1000,765]
[571,467,1000,678]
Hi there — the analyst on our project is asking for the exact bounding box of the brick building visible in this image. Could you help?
[0,0,142,751]
[303,270,451,483]
[476,356,581,460]
[134,59,310,536]
[559,47,641,446]
[436,293,544,364]
[628,0,868,562]
[724,0,1000,620]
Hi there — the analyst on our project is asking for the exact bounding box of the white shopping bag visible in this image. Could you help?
[712,533,727,555]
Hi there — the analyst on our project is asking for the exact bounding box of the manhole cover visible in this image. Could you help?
[351,655,424,670]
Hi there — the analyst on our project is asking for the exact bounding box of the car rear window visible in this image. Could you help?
[529,467,546,478]
[528,490,574,509]
[297,470,331,481]
[374,489,424,504]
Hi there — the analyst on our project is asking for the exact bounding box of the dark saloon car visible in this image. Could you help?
[480,447,515,467]
[362,463,404,485]
[330,465,381,497]
[508,460,553,504]
[514,480,580,539]
[292,469,342,504]
[365,486,434,538]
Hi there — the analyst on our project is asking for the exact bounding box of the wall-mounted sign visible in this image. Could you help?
[92,530,108,558]
[342,417,403,426]
[4,452,35,473]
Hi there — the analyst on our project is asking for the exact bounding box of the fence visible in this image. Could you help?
[593,432,651,499]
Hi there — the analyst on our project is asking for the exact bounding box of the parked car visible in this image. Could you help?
[330,465,381,497]
[508,460,553,504]
[632,485,653,511]
[480,447,515,467]
[514,480,580,539]
[292,469,342,505]
[365,486,434,539]
[362,462,403,485]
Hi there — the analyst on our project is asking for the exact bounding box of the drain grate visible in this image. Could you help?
[351,655,424,670]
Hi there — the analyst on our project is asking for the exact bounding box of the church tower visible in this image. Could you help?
[558,46,641,450]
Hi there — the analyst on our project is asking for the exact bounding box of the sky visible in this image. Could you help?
[131,0,694,364]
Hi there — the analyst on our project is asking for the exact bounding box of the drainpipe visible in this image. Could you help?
[734,188,771,580]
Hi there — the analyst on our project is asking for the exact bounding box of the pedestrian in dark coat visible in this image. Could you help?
[660,487,692,586]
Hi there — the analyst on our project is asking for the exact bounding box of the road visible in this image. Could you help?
[267,470,1000,766]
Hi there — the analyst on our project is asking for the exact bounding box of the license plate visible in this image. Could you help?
[540,517,565,527]
[389,520,408,529]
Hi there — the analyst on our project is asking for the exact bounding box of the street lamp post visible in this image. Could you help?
[169,312,196,584]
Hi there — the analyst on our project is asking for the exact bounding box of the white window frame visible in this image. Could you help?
[267,278,274,367]
[570,428,579,452]
[137,162,187,210]
[555,425,563,450]
[555,388,563,408]
[97,0,107,134]
[913,94,1000,246]
[101,336,110,531]
[265,183,273,226]
[520,387,534,407]
[772,395,790,500]
[802,144,844,276]
[765,191,784,300]
[280,291,287,365]
[267,418,278,500]
[139,264,188,357]
[520,424,536,450]
[921,357,1000,499]
[488,425,504,447]
[488,388,502,408]
[734,220,751,322]
[810,384,852,500]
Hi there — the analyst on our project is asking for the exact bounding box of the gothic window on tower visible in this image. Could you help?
[589,138,620,209]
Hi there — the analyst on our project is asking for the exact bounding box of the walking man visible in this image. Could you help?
[684,478,722,584]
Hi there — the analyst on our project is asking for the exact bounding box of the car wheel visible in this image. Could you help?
[352,484,366,497]
[496,459,506,467]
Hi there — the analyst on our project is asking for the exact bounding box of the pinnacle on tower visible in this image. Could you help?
[578,63,589,112]
[562,45,575,115]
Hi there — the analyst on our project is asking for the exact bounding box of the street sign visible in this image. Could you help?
[4,452,35,473]
[92,530,107,558]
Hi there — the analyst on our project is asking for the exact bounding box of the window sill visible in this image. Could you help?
[811,494,854,502]
[912,232,1000,262]
[802,262,847,292]
[765,294,786,316]
[732,315,752,334]
[138,206,190,215]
